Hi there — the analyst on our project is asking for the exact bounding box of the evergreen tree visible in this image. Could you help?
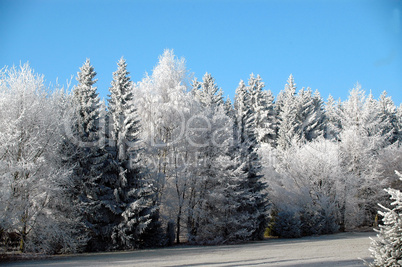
[108,57,137,167]
[378,91,398,144]
[224,96,235,120]
[295,88,325,142]
[325,95,342,141]
[368,171,402,267]
[112,175,163,249]
[108,58,162,249]
[72,59,118,251]
[234,80,268,240]
[247,74,277,145]
[276,74,298,150]
[194,155,252,244]
[187,73,253,244]
[397,104,402,144]
[192,72,223,107]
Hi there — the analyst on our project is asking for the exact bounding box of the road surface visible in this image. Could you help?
[3,232,375,267]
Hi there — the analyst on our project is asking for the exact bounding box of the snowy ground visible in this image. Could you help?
[3,232,375,267]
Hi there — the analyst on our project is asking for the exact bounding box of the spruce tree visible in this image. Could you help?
[276,74,298,150]
[188,73,252,244]
[295,88,325,142]
[247,74,277,146]
[378,91,398,144]
[108,58,162,249]
[224,97,235,120]
[234,80,268,240]
[72,59,118,251]
[325,95,342,141]
[192,72,223,107]
[368,171,402,267]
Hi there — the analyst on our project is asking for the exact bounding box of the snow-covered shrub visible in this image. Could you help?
[316,195,339,234]
[300,203,325,236]
[367,171,402,267]
[273,209,302,238]
[264,138,341,236]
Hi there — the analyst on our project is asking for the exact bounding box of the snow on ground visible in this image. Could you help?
[3,232,374,267]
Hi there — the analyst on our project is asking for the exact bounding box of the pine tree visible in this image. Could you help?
[234,80,268,240]
[72,59,118,251]
[112,175,163,249]
[187,109,241,244]
[367,171,402,267]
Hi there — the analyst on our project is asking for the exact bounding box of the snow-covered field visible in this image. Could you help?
[4,232,374,267]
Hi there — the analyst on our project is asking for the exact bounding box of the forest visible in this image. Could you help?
[0,49,401,256]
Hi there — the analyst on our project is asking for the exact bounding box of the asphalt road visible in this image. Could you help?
[3,232,375,267]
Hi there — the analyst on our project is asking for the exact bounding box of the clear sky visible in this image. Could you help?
[1,0,401,105]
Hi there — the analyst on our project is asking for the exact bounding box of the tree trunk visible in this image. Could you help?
[176,207,181,244]
[19,211,28,252]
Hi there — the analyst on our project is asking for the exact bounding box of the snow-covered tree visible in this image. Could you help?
[0,64,83,253]
[192,72,223,107]
[224,97,235,120]
[194,155,257,244]
[108,57,162,249]
[378,91,398,144]
[247,74,277,145]
[71,59,118,251]
[367,171,402,267]
[108,57,138,168]
[134,49,193,243]
[188,78,260,243]
[112,178,163,249]
[276,74,298,150]
[338,86,388,228]
[269,139,341,237]
[186,108,240,244]
[295,88,325,142]
[186,73,257,244]
[325,95,342,141]
[397,105,402,144]
[234,80,268,240]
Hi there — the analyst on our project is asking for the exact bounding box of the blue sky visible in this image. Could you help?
[1,0,401,105]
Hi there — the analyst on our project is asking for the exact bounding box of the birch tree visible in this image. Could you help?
[135,49,193,243]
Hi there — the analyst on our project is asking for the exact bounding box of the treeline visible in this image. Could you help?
[0,49,401,254]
